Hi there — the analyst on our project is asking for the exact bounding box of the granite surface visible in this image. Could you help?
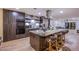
[30,29,68,37]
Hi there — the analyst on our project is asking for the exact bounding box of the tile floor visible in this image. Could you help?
[0,37,34,51]
[65,30,79,51]
[0,30,79,51]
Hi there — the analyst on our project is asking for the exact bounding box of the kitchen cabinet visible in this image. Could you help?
[3,9,26,42]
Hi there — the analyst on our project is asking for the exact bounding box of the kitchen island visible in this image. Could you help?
[29,29,68,51]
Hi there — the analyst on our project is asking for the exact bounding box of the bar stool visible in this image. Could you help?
[51,34,58,51]
[57,32,64,49]
[62,31,66,43]
[46,34,58,51]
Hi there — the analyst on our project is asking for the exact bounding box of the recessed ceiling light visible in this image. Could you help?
[38,12,41,15]
[60,11,63,14]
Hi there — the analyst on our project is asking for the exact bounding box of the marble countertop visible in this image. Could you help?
[29,29,68,37]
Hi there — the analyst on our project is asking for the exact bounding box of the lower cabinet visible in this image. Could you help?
[30,32,46,51]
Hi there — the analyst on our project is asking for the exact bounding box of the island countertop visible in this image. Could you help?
[29,29,68,37]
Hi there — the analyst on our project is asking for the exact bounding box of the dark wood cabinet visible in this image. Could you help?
[3,9,26,42]
[16,20,25,35]
[30,32,46,51]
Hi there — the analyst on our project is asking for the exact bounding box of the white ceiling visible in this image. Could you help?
[6,8,79,19]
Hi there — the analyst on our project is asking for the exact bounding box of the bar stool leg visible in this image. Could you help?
[56,40,58,51]
[48,39,52,51]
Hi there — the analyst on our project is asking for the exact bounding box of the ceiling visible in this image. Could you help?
[6,8,79,19]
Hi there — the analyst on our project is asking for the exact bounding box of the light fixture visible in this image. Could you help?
[60,10,63,14]
[36,23,39,26]
[38,12,41,15]
[25,23,29,26]
[31,20,35,23]
[12,12,18,16]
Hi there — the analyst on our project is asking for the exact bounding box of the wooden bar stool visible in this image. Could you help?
[56,32,64,49]
[46,34,58,51]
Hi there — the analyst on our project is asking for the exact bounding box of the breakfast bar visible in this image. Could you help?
[29,29,68,51]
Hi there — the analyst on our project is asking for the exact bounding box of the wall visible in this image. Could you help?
[76,21,79,29]
[50,18,79,30]
[0,9,3,41]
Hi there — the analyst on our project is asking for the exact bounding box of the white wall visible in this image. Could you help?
[76,21,79,29]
